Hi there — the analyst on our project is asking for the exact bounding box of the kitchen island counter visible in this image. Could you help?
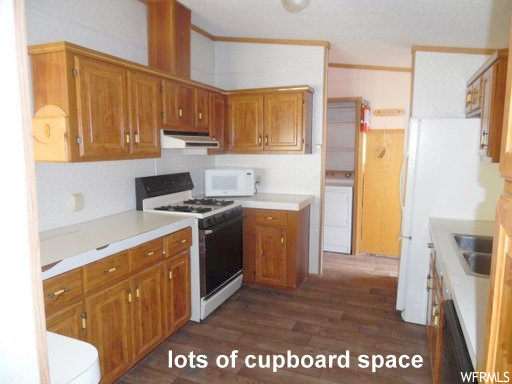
[429,217,493,370]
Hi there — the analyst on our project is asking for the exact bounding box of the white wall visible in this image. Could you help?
[26,0,214,231]
[213,42,326,274]
[1,1,44,382]
[328,67,411,129]
[412,52,490,118]
[191,30,215,85]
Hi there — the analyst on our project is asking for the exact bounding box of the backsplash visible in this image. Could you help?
[213,42,325,275]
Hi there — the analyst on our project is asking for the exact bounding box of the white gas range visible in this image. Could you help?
[135,172,244,321]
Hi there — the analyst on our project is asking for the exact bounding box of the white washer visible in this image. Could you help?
[323,185,353,254]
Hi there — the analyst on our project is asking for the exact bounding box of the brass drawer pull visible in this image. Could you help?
[266,216,274,220]
[169,271,173,280]
[47,287,69,299]
[265,135,268,145]
[178,108,183,118]
[258,135,262,145]
[146,251,155,257]
[135,287,141,300]
[179,239,187,244]
[103,266,118,275]
[198,111,203,121]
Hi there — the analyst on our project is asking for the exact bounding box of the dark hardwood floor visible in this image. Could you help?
[117,253,432,384]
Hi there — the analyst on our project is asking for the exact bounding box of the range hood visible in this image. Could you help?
[160,130,219,154]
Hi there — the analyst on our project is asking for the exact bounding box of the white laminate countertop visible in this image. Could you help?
[429,217,493,370]
[233,193,313,211]
[47,331,100,384]
[40,210,195,280]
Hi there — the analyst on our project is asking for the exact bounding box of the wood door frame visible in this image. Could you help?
[323,97,363,257]
[6,0,50,381]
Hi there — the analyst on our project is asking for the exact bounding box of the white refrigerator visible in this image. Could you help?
[396,117,487,325]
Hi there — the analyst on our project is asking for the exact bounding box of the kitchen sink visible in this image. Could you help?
[452,234,493,277]
[453,234,493,254]
[462,252,492,276]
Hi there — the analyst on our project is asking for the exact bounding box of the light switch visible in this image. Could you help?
[71,193,85,212]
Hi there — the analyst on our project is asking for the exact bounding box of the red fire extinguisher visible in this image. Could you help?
[361,100,370,132]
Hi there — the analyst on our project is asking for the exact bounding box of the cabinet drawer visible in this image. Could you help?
[255,210,287,227]
[163,227,192,258]
[83,251,130,292]
[43,268,83,313]
[130,238,164,271]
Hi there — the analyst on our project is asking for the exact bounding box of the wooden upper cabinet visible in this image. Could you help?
[227,87,313,154]
[147,0,191,79]
[75,55,130,160]
[466,49,508,163]
[162,79,194,130]
[209,92,227,153]
[29,42,162,162]
[264,93,304,151]
[194,88,210,133]
[228,94,264,152]
[129,70,161,157]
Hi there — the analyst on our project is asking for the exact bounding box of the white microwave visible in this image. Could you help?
[204,168,255,197]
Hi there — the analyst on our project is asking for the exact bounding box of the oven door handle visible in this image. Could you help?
[203,215,245,236]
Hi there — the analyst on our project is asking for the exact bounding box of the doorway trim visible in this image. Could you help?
[323,97,363,257]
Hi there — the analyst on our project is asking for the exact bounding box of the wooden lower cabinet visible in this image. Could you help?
[254,225,287,287]
[43,227,193,384]
[85,280,133,384]
[243,207,310,289]
[46,302,85,341]
[132,263,165,361]
[165,251,191,334]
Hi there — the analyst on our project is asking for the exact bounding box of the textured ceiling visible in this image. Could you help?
[179,0,512,67]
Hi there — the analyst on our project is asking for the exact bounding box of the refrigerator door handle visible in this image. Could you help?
[399,153,409,211]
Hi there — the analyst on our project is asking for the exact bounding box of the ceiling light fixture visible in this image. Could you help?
[281,0,311,13]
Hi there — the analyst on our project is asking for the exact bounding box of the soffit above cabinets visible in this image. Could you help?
[179,0,512,68]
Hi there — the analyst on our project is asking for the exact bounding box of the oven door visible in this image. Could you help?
[199,214,244,298]
[440,300,476,383]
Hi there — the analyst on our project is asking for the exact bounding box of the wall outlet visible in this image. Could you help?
[71,193,85,212]
[255,175,261,184]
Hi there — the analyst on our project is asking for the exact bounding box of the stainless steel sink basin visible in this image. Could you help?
[452,233,493,277]
[462,251,491,276]
[453,234,493,254]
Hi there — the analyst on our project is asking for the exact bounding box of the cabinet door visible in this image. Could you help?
[209,92,226,153]
[85,280,132,383]
[484,194,512,375]
[129,71,161,157]
[164,251,191,335]
[132,263,165,360]
[194,88,210,132]
[264,93,303,152]
[46,302,86,341]
[480,66,494,158]
[254,225,287,287]
[174,1,191,79]
[228,95,264,152]
[74,55,130,160]
[162,80,194,130]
